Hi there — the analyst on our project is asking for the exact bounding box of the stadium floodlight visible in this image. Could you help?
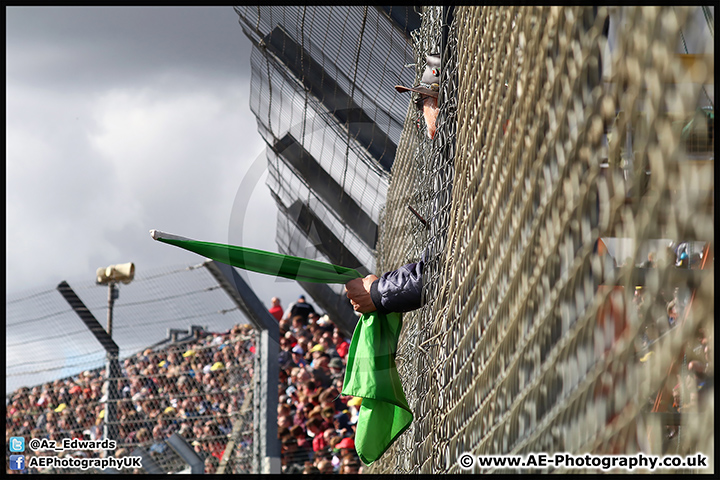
[95,262,134,454]
[96,262,135,285]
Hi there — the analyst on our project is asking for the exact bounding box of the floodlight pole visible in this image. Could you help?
[104,281,120,455]
[107,282,118,336]
[94,262,134,456]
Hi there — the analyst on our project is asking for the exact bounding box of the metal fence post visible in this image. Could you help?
[56,281,120,458]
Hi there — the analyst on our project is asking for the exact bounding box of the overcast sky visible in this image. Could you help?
[6,6,307,308]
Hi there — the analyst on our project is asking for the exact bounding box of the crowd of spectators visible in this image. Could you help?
[6,324,256,474]
[631,242,714,450]
[6,293,363,475]
[269,296,363,474]
[632,242,709,347]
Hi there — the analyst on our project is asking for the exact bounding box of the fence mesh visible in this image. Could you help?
[6,264,259,474]
[372,5,713,474]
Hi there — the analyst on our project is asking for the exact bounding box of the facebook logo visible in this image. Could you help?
[9,455,25,471]
[10,436,25,452]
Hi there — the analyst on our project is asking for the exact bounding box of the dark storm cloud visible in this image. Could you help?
[6,6,251,91]
[6,6,299,299]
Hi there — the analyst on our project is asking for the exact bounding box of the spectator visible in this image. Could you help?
[332,329,350,359]
[641,251,656,268]
[309,344,325,364]
[345,397,361,426]
[319,332,338,357]
[314,354,332,375]
[308,405,324,421]
[294,402,312,428]
[339,454,361,474]
[311,366,332,390]
[318,387,338,409]
[320,407,336,425]
[291,345,307,367]
[335,435,355,452]
[302,379,319,399]
[328,358,345,384]
[269,297,284,321]
[317,459,335,474]
[290,295,317,322]
[306,417,328,453]
[344,55,441,316]
[296,367,312,385]
[204,456,219,474]
[288,316,306,336]
[290,427,313,465]
[285,332,298,348]
[290,424,310,447]
[312,448,332,472]
[150,425,167,454]
[281,437,300,471]
[279,318,292,335]
[303,465,320,474]
[332,412,352,437]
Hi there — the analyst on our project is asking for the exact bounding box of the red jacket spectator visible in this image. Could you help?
[336,340,349,359]
[269,297,284,321]
[306,417,328,452]
[333,329,350,358]
[312,433,328,453]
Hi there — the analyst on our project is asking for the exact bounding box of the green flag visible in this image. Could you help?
[150,230,412,464]
[150,230,360,283]
[340,310,413,464]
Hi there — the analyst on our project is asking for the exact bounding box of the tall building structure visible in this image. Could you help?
[234,6,419,332]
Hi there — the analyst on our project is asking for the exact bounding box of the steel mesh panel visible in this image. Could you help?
[372,5,713,474]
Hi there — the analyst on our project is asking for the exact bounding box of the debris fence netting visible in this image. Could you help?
[372,6,713,474]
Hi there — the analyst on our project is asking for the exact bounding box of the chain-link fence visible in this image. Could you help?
[6,264,261,474]
[372,5,713,474]
[108,327,256,474]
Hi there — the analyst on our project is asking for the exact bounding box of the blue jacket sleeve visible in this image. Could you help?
[369,260,424,314]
